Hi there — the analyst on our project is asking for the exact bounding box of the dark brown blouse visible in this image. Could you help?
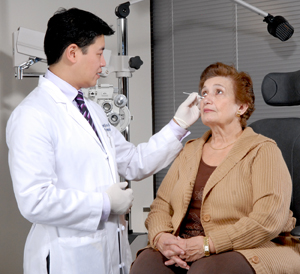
[179,158,216,238]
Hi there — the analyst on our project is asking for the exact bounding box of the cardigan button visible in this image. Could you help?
[203,214,211,222]
[251,256,260,264]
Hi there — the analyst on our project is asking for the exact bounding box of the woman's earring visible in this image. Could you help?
[236,111,241,117]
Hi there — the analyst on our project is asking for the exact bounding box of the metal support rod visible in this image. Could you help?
[229,0,268,17]
[16,57,43,79]
[117,18,130,142]
[15,72,43,78]
[116,16,131,274]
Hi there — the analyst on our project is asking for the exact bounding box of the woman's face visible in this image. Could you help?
[200,76,245,128]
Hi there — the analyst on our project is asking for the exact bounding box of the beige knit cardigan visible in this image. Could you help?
[145,127,300,273]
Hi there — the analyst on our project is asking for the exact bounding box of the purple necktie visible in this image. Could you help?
[74,90,100,139]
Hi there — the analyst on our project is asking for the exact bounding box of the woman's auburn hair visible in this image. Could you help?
[199,62,255,128]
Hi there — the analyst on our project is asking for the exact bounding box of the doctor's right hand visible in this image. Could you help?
[105,182,133,215]
[174,92,201,129]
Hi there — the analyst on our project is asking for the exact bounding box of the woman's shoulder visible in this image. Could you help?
[181,131,211,156]
[243,127,276,145]
[241,127,281,156]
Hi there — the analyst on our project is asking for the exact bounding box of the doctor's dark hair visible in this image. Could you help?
[44,8,114,65]
[199,62,255,129]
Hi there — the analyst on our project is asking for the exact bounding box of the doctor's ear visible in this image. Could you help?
[65,44,80,64]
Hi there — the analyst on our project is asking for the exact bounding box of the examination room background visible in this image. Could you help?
[1,0,300,273]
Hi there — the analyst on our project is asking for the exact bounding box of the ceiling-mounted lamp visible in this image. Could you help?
[230,0,294,41]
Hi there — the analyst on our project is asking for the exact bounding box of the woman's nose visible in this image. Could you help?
[202,95,211,105]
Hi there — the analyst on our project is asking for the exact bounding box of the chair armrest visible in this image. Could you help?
[290,226,300,238]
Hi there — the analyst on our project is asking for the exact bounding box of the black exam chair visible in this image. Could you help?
[249,70,300,237]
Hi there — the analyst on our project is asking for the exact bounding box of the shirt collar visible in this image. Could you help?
[44,69,79,102]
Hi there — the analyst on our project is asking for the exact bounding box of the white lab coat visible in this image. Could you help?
[6,76,183,274]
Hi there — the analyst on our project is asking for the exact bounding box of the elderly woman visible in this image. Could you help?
[130,62,300,274]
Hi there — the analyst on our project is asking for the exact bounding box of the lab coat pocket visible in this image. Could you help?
[56,230,112,274]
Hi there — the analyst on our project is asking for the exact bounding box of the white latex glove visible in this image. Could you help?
[174,92,201,129]
[105,182,133,215]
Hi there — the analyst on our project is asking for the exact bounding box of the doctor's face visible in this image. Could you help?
[76,35,106,89]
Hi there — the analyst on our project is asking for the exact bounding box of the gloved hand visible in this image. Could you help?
[105,182,133,215]
[174,92,201,129]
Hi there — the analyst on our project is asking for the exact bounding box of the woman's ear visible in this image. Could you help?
[238,103,249,116]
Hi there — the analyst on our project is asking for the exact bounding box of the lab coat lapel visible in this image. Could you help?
[86,101,118,183]
[85,100,109,150]
[39,77,103,148]
[66,103,102,147]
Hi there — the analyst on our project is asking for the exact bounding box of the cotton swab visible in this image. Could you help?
[183,92,204,99]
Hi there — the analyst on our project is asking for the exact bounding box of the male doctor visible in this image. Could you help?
[6,8,201,274]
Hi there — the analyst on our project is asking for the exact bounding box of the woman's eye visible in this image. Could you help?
[217,89,223,94]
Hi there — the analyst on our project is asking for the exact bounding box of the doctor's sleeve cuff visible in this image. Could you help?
[100,192,111,222]
[168,119,190,142]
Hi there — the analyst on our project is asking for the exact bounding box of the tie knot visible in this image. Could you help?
[75,90,84,104]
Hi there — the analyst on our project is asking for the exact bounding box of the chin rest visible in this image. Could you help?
[249,70,300,238]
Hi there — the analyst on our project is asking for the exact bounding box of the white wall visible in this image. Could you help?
[0,0,152,272]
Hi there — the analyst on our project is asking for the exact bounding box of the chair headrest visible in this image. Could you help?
[261,70,300,106]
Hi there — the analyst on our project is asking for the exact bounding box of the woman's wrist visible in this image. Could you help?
[153,232,165,249]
